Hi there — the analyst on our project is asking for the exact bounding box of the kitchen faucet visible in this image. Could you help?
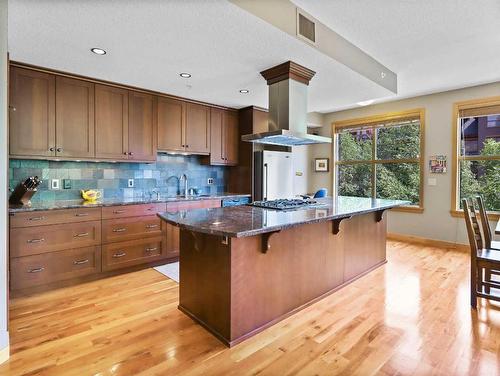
[179,174,188,197]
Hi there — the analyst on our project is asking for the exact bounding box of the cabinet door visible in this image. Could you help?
[55,76,95,158]
[165,223,179,258]
[224,110,239,165]
[185,103,210,154]
[128,91,157,161]
[157,97,185,152]
[209,108,225,164]
[9,67,55,157]
[95,84,129,160]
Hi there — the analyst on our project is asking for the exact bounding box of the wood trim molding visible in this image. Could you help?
[387,232,469,252]
[260,61,315,86]
[0,345,9,364]
[450,209,500,221]
[9,61,238,112]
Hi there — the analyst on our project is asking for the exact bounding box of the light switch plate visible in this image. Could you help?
[428,178,437,186]
[207,178,214,185]
[128,179,134,188]
[63,179,71,189]
[51,179,60,190]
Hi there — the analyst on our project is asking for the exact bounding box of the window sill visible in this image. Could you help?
[392,206,424,214]
[450,209,500,221]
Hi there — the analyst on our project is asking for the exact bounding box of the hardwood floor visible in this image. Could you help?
[1,241,499,375]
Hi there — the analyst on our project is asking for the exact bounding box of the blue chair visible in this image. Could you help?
[313,188,328,198]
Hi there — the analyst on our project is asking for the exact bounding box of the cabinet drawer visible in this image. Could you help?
[102,237,166,271]
[10,246,101,290]
[102,216,163,243]
[10,220,101,257]
[10,207,101,228]
[101,203,166,219]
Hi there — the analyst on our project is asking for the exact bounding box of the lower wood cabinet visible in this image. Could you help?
[102,237,166,271]
[102,216,162,243]
[10,246,101,290]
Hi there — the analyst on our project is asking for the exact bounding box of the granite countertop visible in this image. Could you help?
[8,193,251,213]
[158,196,409,238]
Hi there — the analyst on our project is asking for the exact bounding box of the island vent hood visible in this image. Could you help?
[241,61,332,146]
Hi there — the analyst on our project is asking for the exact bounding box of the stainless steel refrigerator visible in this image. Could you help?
[254,150,294,201]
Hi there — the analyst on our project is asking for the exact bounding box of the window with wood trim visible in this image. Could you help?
[452,97,500,217]
[333,109,425,212]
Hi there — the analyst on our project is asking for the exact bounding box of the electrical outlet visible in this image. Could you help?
[128,179,134,188]
[207,178,214,185]
[51,179,60,190]
[63,179,72,189]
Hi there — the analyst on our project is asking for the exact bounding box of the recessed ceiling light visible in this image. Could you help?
[90,47,106,55]
[356,99,375,106]
[179,73,191,78]
[239,89,249,94]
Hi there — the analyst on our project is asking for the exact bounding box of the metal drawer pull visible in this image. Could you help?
[112,228,127,233]
[145,247,157,252]
[113,210,125,214]
[28,216,46,221]
[27,238,45,244]
[113,252,126,258]
[147,207,154,211]
[75,213,89,217]
[73,259,89,265]
[28,267,44,273]
[74,232,89,237]
[145,224,158,229]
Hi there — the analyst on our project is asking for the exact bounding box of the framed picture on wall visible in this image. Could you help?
[314,158,329,172]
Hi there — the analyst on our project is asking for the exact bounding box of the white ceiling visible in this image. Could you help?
[8,0,500,113]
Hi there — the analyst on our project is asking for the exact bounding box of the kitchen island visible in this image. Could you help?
[158,196,407,346]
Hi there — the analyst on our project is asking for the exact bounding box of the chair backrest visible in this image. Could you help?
[313,188,328,198]
[476,196,492,248]
[462,198,483,254]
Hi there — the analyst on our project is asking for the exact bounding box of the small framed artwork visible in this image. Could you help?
[314,158,329,172]
[429,155,447,173]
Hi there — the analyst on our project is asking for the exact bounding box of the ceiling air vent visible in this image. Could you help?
[297,11,316,44]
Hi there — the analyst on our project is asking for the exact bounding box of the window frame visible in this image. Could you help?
[451,96,500,220]
[332,108,425,213]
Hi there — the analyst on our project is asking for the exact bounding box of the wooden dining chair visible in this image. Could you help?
[463,198,500,308]
[476,196,500,250]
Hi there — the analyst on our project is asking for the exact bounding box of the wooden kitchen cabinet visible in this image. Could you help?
[157,97,185,152]
[157,98,210,154]
[207,108,238,166]
[185,102,210,154]
[55,76,95,158]
[95,84,129,160]
[128,91,157,161]
[9,67,56,157]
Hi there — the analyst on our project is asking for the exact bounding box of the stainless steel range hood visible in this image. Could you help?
[242,61,332,146]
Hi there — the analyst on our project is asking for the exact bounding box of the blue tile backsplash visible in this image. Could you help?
[9,155,228,202]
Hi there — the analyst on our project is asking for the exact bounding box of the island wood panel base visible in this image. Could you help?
[178,211,387,347]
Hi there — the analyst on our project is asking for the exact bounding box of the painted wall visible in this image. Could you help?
[9,155,228,202]
[0,0,9,359]
[311,81,500,245]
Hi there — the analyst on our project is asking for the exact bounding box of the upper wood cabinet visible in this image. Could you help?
[55,77,95,158]
[128,92,157,161]
[157,98,210,154]
[157,97,185,152]
[95,84,129,160]
[185,103,210,154]
[208,108,238,166]
[9,67,55,157]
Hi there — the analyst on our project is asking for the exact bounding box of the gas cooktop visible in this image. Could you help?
[248,199,321,211]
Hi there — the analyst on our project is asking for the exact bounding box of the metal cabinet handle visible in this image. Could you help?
[145,247,157,252]
[27,238,45,244]
[145,224,158,229]
[74,232,89,238]
[49,147,55,152]
[75,213,89,217]
[113,252,126,258]
[113,210,125,214]
[56,147,63,152]
[28,267,44,273]
[9,106,16,112]
[112,228,126,233]
[73,259,89,265]
[28,216,46,221]
[128,152,134,156]
[123,152,128,155]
